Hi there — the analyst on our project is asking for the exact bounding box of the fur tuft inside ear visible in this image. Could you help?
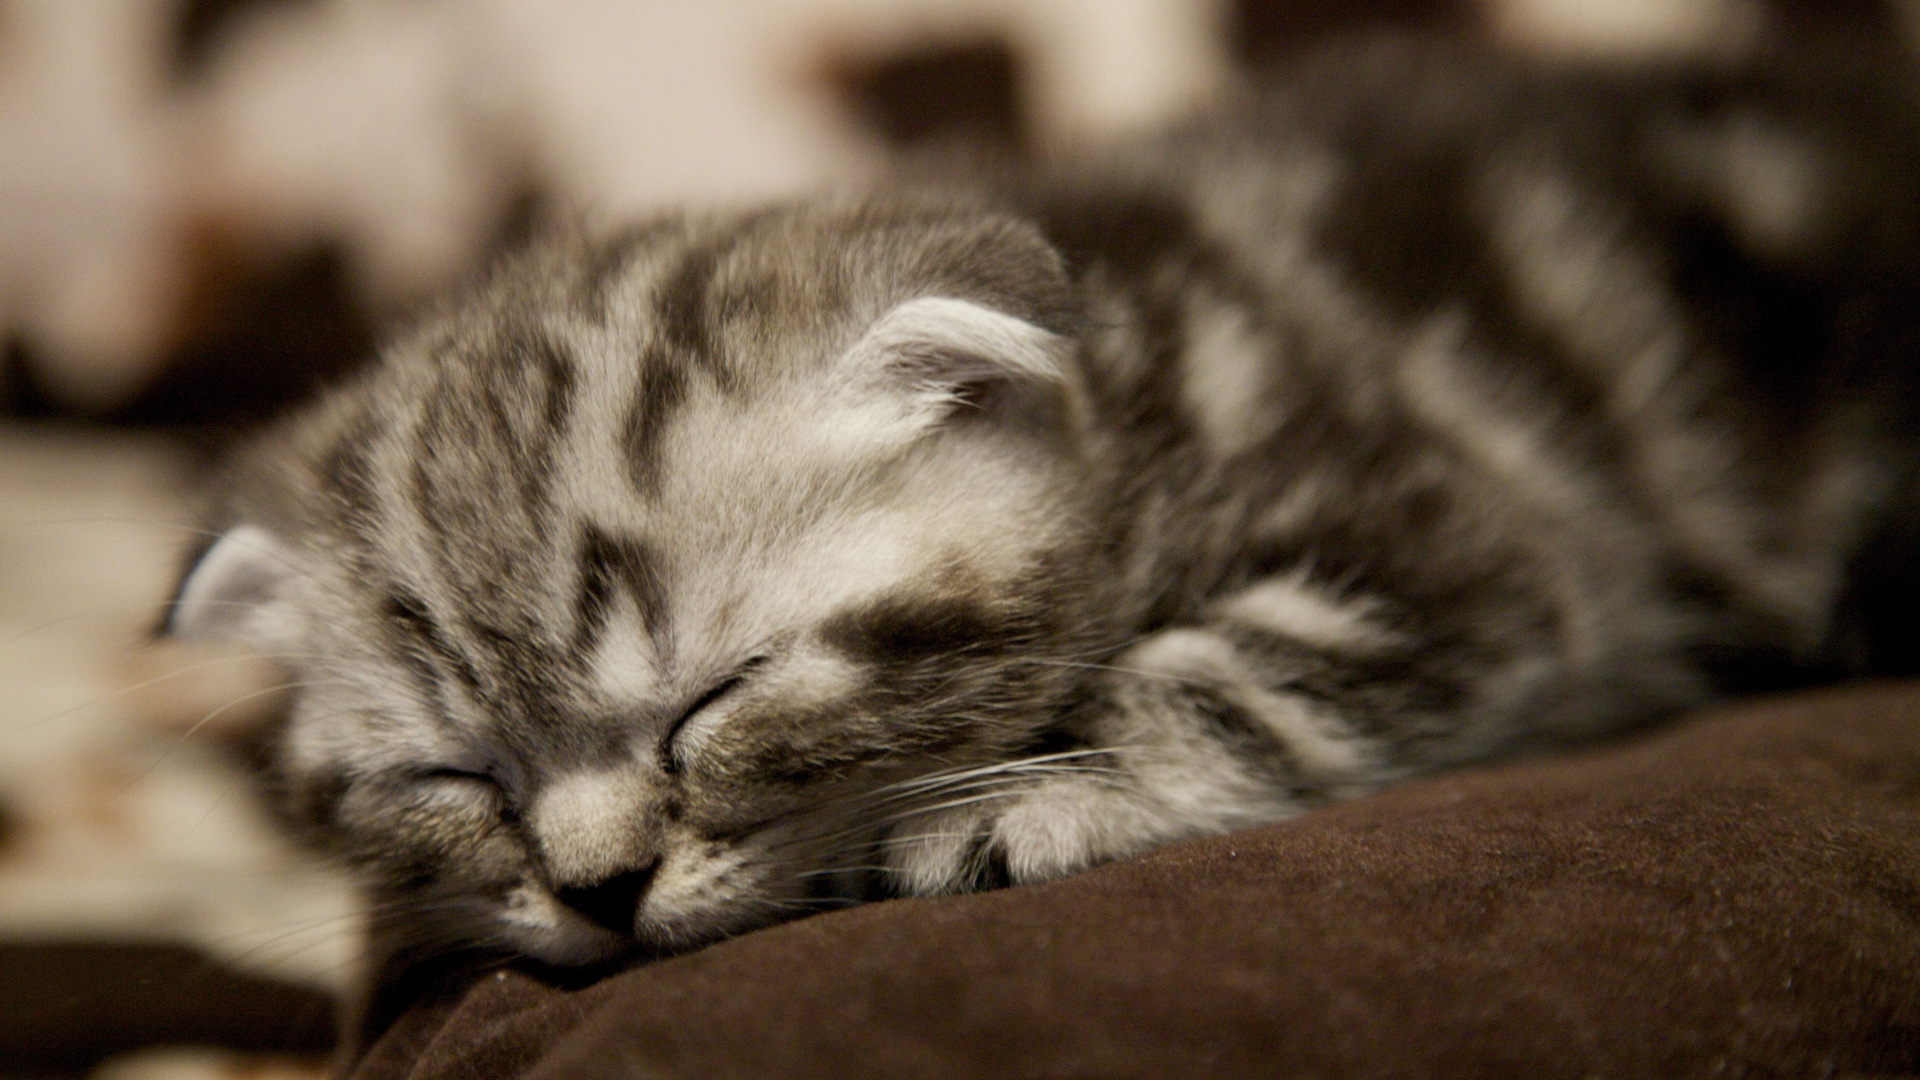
[168,524,298,644]
[842,296,1066,420]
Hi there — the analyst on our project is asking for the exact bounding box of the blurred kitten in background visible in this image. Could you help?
[2,0,1901,421]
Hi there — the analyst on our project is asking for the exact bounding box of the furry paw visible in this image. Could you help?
[880,628,1337,896]
[881,768,1152,895]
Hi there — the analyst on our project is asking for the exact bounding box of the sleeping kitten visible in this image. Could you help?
[168,41,1920,967]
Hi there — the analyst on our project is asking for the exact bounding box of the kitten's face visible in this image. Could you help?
[171,204,1103,963]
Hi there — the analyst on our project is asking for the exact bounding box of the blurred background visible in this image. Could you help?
[0,0,1911,1077]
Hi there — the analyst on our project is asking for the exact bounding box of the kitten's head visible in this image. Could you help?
[168,200,1106,964]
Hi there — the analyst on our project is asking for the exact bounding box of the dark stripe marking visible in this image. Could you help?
[622,352,687,498]
[384,590,484,694]
[823,593,1011,667]
[581,217,681,318]
[656,235,728,364]
[572,526,671,658]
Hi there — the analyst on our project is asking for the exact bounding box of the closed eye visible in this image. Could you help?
[416,766,496,784]
[661,658,765,773]
[412,765,518,820]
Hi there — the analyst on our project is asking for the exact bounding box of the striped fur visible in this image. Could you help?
[173,41,1920,966]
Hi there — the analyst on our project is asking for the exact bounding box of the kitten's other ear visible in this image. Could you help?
[841,296,1068,430]
[168,524,299,644]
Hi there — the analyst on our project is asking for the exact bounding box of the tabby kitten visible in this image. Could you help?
[169,41,1920,966]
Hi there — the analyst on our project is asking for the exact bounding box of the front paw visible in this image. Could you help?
[882,769,1171,895]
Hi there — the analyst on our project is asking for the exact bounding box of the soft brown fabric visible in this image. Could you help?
[350,683,1920,1080]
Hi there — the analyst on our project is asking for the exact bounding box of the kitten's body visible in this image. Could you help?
[172,42,1920,966]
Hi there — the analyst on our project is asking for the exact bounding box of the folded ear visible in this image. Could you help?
[168,524,300,645]
[839,296,1067,434]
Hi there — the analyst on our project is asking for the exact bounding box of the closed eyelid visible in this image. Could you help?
[660,657,767,772]
[413,762,500,784]
[404,762,528,823]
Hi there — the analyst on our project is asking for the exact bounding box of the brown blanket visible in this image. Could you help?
[350,683,1920,1080]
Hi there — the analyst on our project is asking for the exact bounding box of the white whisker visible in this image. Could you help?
[10,649,320,732]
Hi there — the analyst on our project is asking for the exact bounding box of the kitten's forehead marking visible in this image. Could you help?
[572,484,938,718]
[586,588,665,706]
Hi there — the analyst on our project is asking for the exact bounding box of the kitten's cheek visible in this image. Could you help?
[497,882,630,966]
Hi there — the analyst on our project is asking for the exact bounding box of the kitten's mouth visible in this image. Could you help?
[503,888,769,967]
[499,882,639,966]
[553,861,662,936]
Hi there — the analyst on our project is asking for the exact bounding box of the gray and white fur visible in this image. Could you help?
[169,41,1920,967]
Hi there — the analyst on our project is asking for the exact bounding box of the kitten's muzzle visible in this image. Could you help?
[554,858,660,935]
